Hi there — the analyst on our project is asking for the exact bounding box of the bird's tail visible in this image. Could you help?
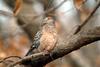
[25,46,36,56]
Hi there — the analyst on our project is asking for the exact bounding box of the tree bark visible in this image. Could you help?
[10,27,100,67]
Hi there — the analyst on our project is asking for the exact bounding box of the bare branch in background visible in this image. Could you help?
[74,1,100,34]
[33,0,68,19]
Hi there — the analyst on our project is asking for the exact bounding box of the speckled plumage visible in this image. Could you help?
[38,17,57,52]
[26,17,58,56]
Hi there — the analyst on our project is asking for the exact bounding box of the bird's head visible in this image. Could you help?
[42,17,62,33]
[42,17,55,26]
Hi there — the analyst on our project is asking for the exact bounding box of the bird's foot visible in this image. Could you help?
[42,50,49,56]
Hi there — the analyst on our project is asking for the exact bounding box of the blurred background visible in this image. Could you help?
[0,0,100,67]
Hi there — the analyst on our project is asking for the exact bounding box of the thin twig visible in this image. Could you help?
[74,1,100,34]
[33,0,68,19]
[0,56,22,63]
[21,0,68,29]
[9,52,48,67]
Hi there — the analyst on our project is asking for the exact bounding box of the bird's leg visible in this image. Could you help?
[43,50,54,60]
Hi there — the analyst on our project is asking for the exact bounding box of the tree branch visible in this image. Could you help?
[74,0,100,34]
[10,27,100,67]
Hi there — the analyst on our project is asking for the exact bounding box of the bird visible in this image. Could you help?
[26,17,58,56]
